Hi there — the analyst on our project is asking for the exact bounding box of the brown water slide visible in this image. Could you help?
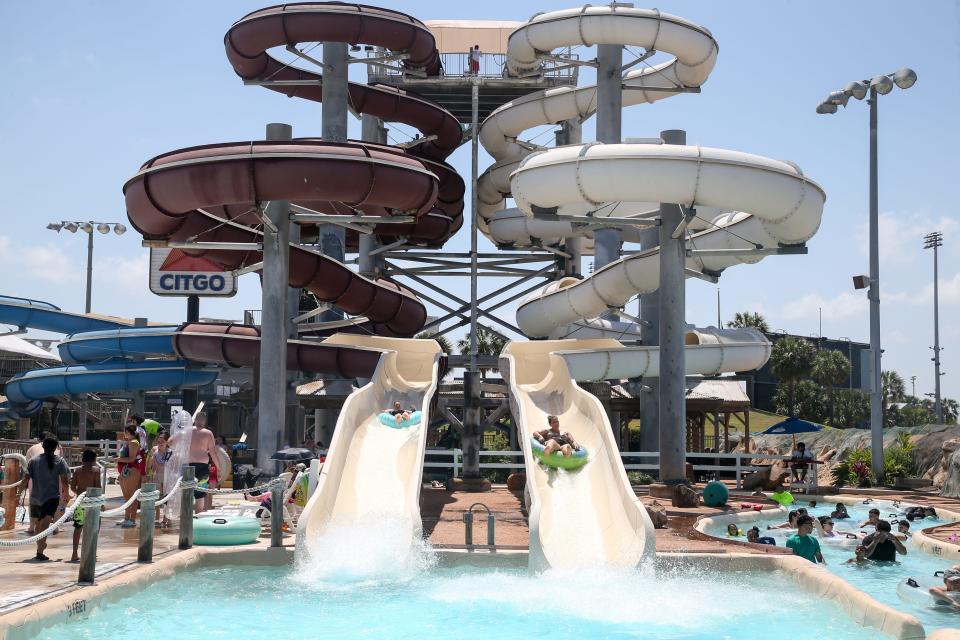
[125,3,467,337]
[224,3,466,246]
[173,323,382,378]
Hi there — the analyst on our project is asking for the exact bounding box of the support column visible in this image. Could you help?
[319,41,348,323]
[657,128,688,487]
[16,417,30,440]
[359,113,386,278]
[556,120,583,278]
[639,129,685,452]
[286,198,302,448]
[182,297,200,414]
[456,78,488,492]
[256,122,292,470]
[593,43,623,271]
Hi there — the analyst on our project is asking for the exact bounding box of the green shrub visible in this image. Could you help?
[883,432,917,479]
[628,471,655,485]
[832,447,874,487]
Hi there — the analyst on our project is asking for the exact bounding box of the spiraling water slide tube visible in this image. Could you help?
[115,4,459,550]
[487,7,825,570]
[0,296,395,416]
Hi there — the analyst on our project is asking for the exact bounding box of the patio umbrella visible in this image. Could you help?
[758,416,822,447]
[270,447,315,463]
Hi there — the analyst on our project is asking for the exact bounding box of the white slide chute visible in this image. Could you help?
[502,331,769,572]
[482,6,824,572]
[295,336,441,558]
[502,340,657,573]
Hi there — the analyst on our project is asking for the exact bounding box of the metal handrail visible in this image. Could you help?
[424,448,811,489]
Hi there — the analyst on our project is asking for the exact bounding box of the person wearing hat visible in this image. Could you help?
[930,568,960,610]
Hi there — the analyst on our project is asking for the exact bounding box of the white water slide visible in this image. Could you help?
[486,6,826,570]
[295,336,441,556]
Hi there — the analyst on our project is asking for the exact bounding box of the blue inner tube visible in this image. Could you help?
[531,437,588,470]
[379,410,422,428]
[193,516,261,546]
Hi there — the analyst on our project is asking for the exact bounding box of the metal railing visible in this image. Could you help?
[367,50,579,83]
[424,448,818,491]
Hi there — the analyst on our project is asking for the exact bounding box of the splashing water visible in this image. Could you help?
[294,514,436,587]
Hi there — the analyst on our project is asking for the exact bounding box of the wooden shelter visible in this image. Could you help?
[684,379,751,453]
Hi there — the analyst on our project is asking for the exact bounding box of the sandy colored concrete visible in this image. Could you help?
[0,484,284,614]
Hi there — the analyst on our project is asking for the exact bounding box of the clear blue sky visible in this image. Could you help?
[1,1,957,400]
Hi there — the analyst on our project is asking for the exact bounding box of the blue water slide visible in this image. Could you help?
[0,295,128,334]
[58,326,179,364]
[4,360,219,406]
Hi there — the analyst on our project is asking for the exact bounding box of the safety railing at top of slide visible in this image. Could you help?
[0,461,302,585]
[423,449,818,491]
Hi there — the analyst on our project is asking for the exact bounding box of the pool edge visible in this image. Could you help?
[0,543,925,640]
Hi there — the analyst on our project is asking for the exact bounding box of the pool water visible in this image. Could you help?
[35,564,882,640]
[705,499,960,631]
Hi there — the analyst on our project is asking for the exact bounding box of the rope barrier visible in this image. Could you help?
[192,477,286,496]
[100,489,143,518]
[0,476,26,491]
[0,492,89,547]
[155,478,183,507]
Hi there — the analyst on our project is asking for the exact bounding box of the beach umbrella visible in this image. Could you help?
[758,416,822,447]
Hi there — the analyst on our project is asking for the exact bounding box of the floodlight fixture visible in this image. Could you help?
[893,68,917,90]
[828,90,850,107]
[852,275,870,290]
[97,223,111,234]
[78,222,94,233]
[46,222,63,231]
[113,223,127,236]
[870,75,893,95]
[845,81,867,100]
[64,222,79,233]
[816,102,837,114]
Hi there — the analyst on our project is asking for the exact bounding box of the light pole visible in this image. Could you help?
[46,221,127,313]
[46,221,127,440]
[817,67,917,482]
[910,375,917,399]
[924,231,944,422]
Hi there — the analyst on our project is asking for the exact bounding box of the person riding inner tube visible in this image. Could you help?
[531,415,588,469]
[379,402,421,427]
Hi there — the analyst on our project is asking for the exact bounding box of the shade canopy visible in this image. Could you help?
[759,416,822,436]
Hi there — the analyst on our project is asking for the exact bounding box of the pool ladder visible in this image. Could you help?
[463,503,495,547]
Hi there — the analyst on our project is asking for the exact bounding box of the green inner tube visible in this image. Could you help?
[531,437,588,470]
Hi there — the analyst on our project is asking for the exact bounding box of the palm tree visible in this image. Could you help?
[457,326,508,357]
[416,331,452,355]
[882,370,907,406]
[811,349,851,426]
[726,311,770,332]
[769,336,816,416]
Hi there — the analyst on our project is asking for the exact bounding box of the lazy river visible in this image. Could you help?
[703,499,959,631]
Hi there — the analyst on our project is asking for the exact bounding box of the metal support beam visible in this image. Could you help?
[319,41,348,323]
[469,77,480,372]
[182,295,200,413]
[657,129,687,486]
[256,122,292,470]
[361,112,387,278]
[685,246,807,258]
[593,43,623,272]
[232,261,264,277]
[556,119,582,278]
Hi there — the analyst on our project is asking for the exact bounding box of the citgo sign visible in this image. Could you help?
[149,248,237,297]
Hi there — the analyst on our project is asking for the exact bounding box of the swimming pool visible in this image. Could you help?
[32,562,885,640]
[702,499,960,631]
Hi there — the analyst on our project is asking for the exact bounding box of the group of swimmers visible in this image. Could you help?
[725,500,943,569]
